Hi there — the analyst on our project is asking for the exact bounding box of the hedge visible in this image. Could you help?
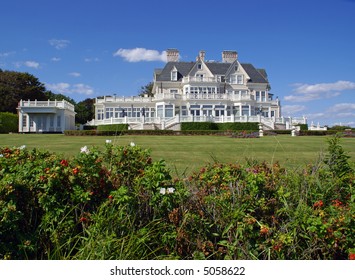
[181,122,259,131]
[96,124,129,132]
[0,112,18,133]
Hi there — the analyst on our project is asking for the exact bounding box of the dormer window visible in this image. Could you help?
[197,63,202,70]
[231,74,243,84]
[171,69,178,81]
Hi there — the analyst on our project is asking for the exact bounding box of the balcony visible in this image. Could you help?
[184,92,255,101]
[18,99,75,112]
[182,77,219,83]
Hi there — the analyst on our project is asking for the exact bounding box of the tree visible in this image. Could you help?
[138,82,154,97]
[75,98,95,124]
[45,91,76,106]
[0,70,48,113]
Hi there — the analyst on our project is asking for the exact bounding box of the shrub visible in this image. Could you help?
[97,124,128,132]
[0,135,354,260]
[181,122,258,131]
[0,112,18,133]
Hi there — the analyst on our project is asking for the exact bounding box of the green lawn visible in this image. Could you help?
[1,133,354,176]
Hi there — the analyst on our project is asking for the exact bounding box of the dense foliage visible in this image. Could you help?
[0,70,48,113]
[0,135,354,260]
[0,112,18,133]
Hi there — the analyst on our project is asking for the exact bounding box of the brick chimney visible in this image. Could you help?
[166,48,179,62]
[222,50,238,63]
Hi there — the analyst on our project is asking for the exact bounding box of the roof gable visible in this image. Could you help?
[155,61,269,84]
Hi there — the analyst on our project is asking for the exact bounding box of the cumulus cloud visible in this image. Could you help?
[49,39,70,50]
[285,80,355,102]
[46,82,94,96]
[113,48,167,62]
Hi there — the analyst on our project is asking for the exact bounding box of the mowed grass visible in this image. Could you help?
[1,133,354,176]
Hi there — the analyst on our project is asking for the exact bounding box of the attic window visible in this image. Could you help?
[197,63,202,70]
[171,70,178,81]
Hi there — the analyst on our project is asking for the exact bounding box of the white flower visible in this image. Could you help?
[167,187,175,194]
[19,145,26,150]
[130,142,135,147]
[80,146,90,154]
[159,188,166,195]
[106,139,112,144]
[0,154,3,158]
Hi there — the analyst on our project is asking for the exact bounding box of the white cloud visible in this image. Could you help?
[285,80,355,102]
[282,105,306,115]
[84,57,100,63]
[327,103,355,113]
[24,60,40,69]
[46,82,94,96]
[0,51,15,57]
[13,60,40,69]
[72,83,94,95]
[113,48,167,62]
[293,81,355,94]
[49,39,70,50]
[46,82,71,93]
[69,72,81,77]
[51,57,61,62]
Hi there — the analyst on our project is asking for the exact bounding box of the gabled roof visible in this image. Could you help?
[155,61,268,84]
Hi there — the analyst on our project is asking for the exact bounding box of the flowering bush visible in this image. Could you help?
[0,135,354,260]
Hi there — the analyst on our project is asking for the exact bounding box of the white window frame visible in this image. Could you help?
[171,70,177,81]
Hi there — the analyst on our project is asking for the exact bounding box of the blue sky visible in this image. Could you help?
[1,0,354,127]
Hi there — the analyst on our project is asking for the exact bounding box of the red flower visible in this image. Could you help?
[260,226,269,235]
[108,195,113,200]
[313,200,324,208]
[60,159,68,167]
[72,167,79,175]
[349,253,355,260]
[332,199,342,208]
[79,217,87,222]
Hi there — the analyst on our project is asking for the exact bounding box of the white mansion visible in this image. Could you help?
[88,49,306,130]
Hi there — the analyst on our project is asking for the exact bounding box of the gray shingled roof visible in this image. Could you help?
[155,61,268,84]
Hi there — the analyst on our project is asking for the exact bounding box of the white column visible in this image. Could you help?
[18,111,23,132]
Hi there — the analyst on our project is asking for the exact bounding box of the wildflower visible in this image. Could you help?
[108,195,113,200]
[260,226,269,235]
[0,154,3,158]
[332,199,342,208]
[273,244,282,252]
[60,159,68,167]
[79,217,87,222]
[80,146,90,154]
[73,167,79,175]
[19,145,26,150]
[314,200,324,208]
[130,142,135,147]
[106,139,112,144]
[349,253,355,260]
[160,188,166,195]
[167,187,175,194]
